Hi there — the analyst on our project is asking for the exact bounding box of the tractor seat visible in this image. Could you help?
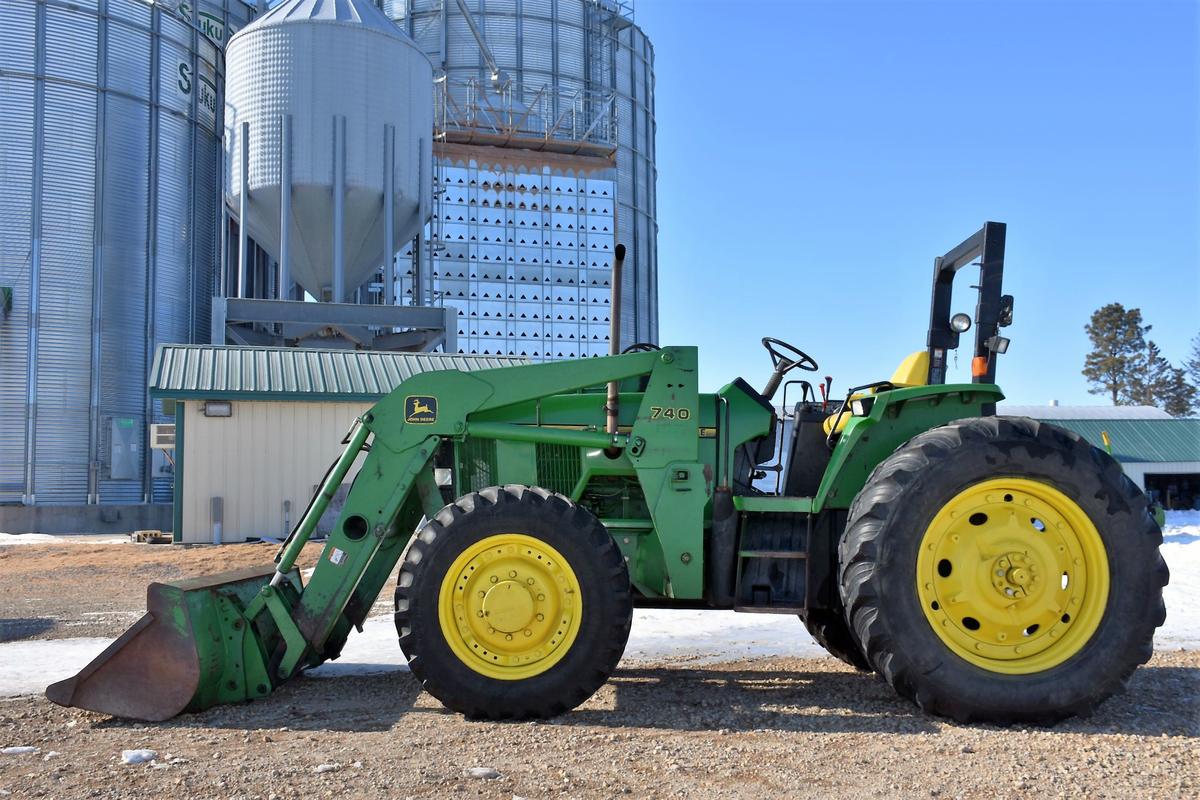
[822,351,930,436]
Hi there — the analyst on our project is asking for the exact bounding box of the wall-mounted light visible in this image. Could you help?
[202,401,233,418]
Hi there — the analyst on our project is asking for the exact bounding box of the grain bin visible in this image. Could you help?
[225,0,434,302]
[391,0,658,355]
[0,0,254,508]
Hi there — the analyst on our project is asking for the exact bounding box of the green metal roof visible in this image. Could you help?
[149,345,527,402]
[1033,418,1200,464]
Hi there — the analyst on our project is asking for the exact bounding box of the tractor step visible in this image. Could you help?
[733,604,807,614]
[733,509,810,610]
[737,549,807,560]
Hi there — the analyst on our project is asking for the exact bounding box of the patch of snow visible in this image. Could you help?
[0,534,58,546]
[1156,511,1199,649]
[1164,510,1200,544]
[121,749,157,765]
[465,766,501,779]
[0,533,127,546]
[1,747,39,756]
[0,638,111,697]
[1159,548,1199,648]
[313,763,341,774]
[623,609,827,664]
[42,751,60,761]
[306,615,410,678]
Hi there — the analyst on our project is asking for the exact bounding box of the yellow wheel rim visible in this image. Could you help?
[438,533,583,680]
[916,478,1109,674]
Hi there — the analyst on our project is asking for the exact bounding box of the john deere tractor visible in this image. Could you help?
[49,222,1167,725]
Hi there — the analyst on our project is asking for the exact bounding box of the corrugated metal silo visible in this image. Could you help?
[0,0,253,507]
[392,0,657,354]
[225,0,434,302]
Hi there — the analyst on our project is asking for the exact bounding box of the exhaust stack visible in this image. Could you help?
[606,243,627,440]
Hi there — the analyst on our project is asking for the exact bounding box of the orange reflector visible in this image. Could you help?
[971,356,988,377]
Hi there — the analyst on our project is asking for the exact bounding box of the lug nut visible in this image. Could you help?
[505,634,513,641]
[536,613,544,621]
[524,629,532,637]
[509,570,517,578]
[490,576,498,583]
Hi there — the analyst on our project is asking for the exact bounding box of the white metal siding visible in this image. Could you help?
[1123,462,1200,490]
[180,400,370,543]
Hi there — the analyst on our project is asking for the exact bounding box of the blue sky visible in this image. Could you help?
[635,0,1199,405]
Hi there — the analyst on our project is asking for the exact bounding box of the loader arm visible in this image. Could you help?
[289,347,674,665]
[47,347,714,721]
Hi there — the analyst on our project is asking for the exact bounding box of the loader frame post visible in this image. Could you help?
[271,419,371,586]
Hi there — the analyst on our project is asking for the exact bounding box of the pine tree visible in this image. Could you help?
[1132,340,1197,415]
[1154,365,1196,417]
[1186,333,1200,387]
[1082,303,1150,404]
[1125,340,1167,405]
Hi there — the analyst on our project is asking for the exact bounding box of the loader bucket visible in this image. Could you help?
[46,565,299,721]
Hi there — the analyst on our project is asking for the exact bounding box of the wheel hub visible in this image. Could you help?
[482,580,535,632]
[438,533,582,680]
[991,551,1037,598]
[916,478,1110,674]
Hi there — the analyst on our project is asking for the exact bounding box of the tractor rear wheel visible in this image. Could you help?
[799,610,871,671]
[839,416,1168,724]
[394,485,632,719]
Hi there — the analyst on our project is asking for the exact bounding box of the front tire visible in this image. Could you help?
[394,485,632,719]
[839,416,1168,724]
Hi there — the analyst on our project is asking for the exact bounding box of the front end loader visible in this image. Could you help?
[49,222,1168,724]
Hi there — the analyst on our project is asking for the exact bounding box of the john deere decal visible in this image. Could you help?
[405,396,438,424]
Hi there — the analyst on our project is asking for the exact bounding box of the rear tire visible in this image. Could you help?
[839,416,1168,724]
[394,485,632,719]
[799,610,871,671]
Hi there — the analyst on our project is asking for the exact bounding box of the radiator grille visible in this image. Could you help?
[536,443,582,497]
[459,438,497,493]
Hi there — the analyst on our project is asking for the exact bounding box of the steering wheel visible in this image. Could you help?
[762,337,819,373]
[622,342,661,354]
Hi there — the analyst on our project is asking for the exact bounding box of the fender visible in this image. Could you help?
[813,383,1005,511]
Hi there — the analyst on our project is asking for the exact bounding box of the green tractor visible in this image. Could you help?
[49,222,1167,725]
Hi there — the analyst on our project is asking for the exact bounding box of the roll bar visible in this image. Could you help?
[926,221,1012,386]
